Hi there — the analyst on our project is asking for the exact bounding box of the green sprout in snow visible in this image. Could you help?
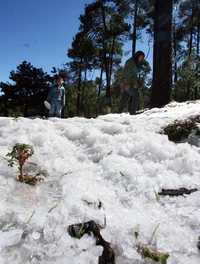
[137,244,169,264]
[134,225,169,264]
[6,143,41,185]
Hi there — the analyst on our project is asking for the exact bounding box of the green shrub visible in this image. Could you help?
[162,119,200,143]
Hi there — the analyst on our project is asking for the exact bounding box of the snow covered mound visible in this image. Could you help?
[1,101,200,264]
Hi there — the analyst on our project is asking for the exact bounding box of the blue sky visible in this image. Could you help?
[0,0,152,82]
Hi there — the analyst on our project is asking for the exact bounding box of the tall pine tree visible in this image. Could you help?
[151,0,173,108]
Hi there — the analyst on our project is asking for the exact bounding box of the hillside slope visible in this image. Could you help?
[0,101,200,264]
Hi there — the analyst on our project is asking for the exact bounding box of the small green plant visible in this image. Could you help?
[162,118,200,143]
[6,143,41,185]
[134,225,169,264]
[137,244,169,264]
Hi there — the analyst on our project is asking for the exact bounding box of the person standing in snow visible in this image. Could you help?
[46,75,65,118]
[119,51,146,115]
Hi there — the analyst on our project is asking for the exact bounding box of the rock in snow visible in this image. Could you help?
[0,101,200,263]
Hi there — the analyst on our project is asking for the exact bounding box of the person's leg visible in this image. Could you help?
[61,107,65,118]
[135,89,140,112]
[49,103,56,117]
[55,102,62,118]
[129,89,140,115]
[119,91,130,113]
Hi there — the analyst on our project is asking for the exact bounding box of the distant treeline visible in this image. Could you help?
[0,0,200,118]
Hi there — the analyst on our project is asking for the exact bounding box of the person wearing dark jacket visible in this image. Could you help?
[46,75,65,118]
[119,51,146,115]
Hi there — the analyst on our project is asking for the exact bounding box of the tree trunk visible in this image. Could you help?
[197,17,200,56]
[188,3,194,57]
[98,66,103,97]
[81,69,87,116]
[108,37,116,87]
[186,4,195,100]
[151,0,173,108]
[76,64,82,116]
[189,29,193,57]
[132,0,138,57]
[195,15,200,99]
[100,2,111,102]
[173,17,178,84]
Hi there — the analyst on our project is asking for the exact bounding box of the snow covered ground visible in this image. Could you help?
[0,101,200,264]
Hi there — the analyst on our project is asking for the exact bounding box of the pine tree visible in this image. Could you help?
[174,52,200,101]
[79,0,130,105]
[0,61,50,117]
[67,32,97,115]
[115,0,152,56]
[151,0,173,108]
